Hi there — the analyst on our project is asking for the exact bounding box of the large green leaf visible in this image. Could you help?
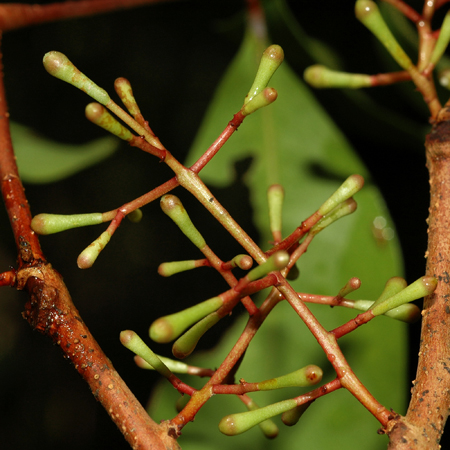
[11,122,118,184]
[147,22,404,450]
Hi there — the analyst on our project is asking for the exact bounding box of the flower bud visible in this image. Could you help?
[172,312,220,359]
[43,51,110,105]
[85,103,134,141]
[267,184,284,243]
[127,209,143,223]
[149,297,223,343]
[120,330,173,379]
[219,399,297,436]
[243,397,278,439]
[304,65,372,89]
[241,87,277,116]
[246,251,290,282]
[160,195,206,249]
[312,198,357,235]
[371,276,437,316]
[77,231,111,269]
[256,365,322,390]
[31,212,103,235]
[318,175,364,216]
[355,1,413,70]
[114,77,142,118]
[281,402,312,426]
[431,10,450,65]
[245,45,284,104]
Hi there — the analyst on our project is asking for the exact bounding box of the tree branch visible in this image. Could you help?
[0,0,177,33]
[387,108,450,449]
[0,27,180,450]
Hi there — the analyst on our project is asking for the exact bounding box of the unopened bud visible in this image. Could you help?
[371,276,437,316]
[160,195,206,249]
[245,45,284,104]
[43,51,110,105]
[172,312,220,359]
[120,330,173,379]
[241,87,277,116]
[355,1,413,70]
[219,399,297,436]
[246,251,289,282]
[149,296,223,343]
[31,212,103,235]
[85,103,133,141]
[318,175,364,216]
[77,230,111,269]
[304,65,372,89]
[257,365,323,390]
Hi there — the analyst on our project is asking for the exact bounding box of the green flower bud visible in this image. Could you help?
[245,45,284,104]
[158,260,200,277]
[172,312,220,359]
[351,300,420,323]
[430,10,450,65]
[219,399,297,436]
[241,87,278,116]
[43,51,110,105]
[127,209,143,223]
[149,296,223,343]
[160,195,206,249]
[370,276,407,310]
[120,330,173,379]
[114,77,142,118]
[134,354,190,374]
[355,1,413,70]
[31,212,103,235]
[85,103,134,141]
[312,198,357,235]
[286,263,300,281]
[318,175,364,216]
[281,402,312,426]
[256,365,323,390]
[244,397,278,439]
[439,68,450,89]
[267,184,284,242]
[304,65,372,89]
[336,277,361,299]
[77,230,111,269]
[246,251,290,282]
[230,254,253,270]
[371,276,437,316]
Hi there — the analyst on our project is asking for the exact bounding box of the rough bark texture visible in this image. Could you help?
[387,108,450,449]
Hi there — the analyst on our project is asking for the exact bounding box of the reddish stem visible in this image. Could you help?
[190,112,245,174]
[0,0,175,32]
[381,0,422,23]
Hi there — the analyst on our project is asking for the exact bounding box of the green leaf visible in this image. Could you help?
[148,22,404,450]
[11,121,118,184]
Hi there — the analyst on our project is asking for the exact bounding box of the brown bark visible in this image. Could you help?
[387,109,450,449]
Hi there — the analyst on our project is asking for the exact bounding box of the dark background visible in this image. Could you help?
[0,0,440,448]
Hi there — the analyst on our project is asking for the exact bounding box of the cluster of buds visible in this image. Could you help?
[29,23,437,439]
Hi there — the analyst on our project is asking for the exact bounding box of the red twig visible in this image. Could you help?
[0,0,177,32]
